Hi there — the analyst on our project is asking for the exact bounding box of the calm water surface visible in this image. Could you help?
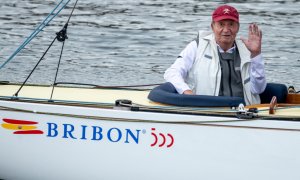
[0,0,299,90]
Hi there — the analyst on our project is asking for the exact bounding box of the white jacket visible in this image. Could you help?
[164,31,267,105]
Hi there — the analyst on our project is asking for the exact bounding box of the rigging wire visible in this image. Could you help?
[12,0,79,99]
[0,0,71,69]
[50,0,79,101]
[13,38,57,98]
[50,41,65,101]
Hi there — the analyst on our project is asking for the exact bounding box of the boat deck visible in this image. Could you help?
[0,84,299,119]
[0,84,154,106]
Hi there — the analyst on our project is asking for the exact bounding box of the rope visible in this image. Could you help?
[53,82,162,90]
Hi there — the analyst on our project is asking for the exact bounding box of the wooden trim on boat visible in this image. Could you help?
[286,93,300,104]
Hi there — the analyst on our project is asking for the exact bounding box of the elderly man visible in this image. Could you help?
[164,5,266,105]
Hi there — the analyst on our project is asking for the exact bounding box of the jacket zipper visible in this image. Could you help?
[227,60,233,96]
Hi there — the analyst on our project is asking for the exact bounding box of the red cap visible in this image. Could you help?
[212,5,239,22]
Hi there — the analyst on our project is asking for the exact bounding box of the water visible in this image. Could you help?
[0,0,299,90]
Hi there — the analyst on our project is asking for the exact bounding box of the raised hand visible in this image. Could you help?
[241,23,262,58]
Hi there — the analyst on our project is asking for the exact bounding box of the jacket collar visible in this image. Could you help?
[203,32,251,65]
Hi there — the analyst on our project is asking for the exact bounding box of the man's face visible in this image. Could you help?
[211,20,239,48]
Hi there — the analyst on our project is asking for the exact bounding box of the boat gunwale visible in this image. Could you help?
[0,95,300,122]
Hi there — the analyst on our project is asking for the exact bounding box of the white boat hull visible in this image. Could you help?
[1,100,300,180]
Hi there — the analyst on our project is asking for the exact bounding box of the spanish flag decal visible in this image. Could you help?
[1,118,44,134]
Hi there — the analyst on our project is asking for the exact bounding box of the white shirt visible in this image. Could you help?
[164,40,266,95]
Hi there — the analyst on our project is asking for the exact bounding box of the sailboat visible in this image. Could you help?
[0,0,300,179]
